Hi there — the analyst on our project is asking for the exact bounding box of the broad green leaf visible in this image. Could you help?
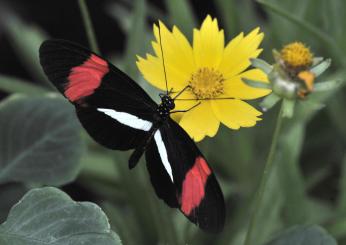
[0,95,84,185]
[264,225,337,245]
[0,184,26,223]
[0,187,121,245]
[102,202,140,245]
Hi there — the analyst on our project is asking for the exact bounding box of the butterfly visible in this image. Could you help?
[39,38,225,233]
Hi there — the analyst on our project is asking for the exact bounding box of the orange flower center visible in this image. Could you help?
[188,67,225,99]
[280,42,313,69]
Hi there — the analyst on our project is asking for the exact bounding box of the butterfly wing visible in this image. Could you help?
[145,118,225,233]
[39,39,157,150]
[40,39,225,232]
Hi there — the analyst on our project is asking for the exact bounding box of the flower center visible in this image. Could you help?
[188,67,225,99]
[280,42,313,69]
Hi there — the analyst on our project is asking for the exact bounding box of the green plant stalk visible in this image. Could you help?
[243,102,284,245]
[78,0,100,54]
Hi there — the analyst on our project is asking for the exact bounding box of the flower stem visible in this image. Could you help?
[77,0,100,54]
[243,102,284,245]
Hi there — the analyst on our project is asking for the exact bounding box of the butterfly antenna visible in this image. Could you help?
[158,23,169,95]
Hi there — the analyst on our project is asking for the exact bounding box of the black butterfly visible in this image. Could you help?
[39,39,225,233]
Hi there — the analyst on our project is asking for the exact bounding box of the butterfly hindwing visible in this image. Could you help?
[39,39,157,150]
[145,119,225,233]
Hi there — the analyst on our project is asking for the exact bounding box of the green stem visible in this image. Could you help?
[243,102,284,245]
[78,0,100,53]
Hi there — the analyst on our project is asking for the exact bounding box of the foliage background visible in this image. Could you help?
[0,0,345,244]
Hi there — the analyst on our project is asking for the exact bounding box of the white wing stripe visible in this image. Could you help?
[154,130,174,182]
[97,108,153,131]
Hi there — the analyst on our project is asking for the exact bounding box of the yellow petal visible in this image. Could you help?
[219,27,264,79]
[179,101,220,142]
[137,22,195,91]
[224,69,271,100]
[153,23,195,73]
[193,15,224,68]
[211,99,262,129]
[136,54,188,91]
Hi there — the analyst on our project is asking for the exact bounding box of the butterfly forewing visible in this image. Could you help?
[39,40,156,150]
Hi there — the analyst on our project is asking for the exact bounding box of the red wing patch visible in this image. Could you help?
[65,54,109,101]
[181,156,211,215]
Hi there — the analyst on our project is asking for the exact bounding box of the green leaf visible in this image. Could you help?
[0,75,48,95]
[314,80,341,92]
[242,78,272,89]
[278,123,309,225]
[0,187,121,245]
[338,155,346,212]
[251,165,285,245]
[0,184,27,223]
[164,0,196,39]
[310,59,332,77]
[295,71,346,122]
[214,0,238,38]
[264,225,337,245]
[260,93,281,111]
[0,95,84,185]
[256,0,345,67]
[282,99,295,118]
[122,0,147,77]
[250,58,273,74]
[107,3,132,33]
[2,13,51,87]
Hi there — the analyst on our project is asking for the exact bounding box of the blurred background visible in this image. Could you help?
[0,0,345,244]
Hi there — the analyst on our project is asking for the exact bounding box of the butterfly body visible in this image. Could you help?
[129,94,175,168]
[39,39,225,233]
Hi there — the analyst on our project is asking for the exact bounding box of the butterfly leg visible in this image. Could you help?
[128,126,158,169]
[170,102,201,114]
[172,85,191,100]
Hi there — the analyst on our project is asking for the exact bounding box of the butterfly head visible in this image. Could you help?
[157,94,175,118]
[161,95,175,110]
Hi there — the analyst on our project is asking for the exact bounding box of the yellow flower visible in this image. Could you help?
[137,15,271,142]
[280,42,313,70]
